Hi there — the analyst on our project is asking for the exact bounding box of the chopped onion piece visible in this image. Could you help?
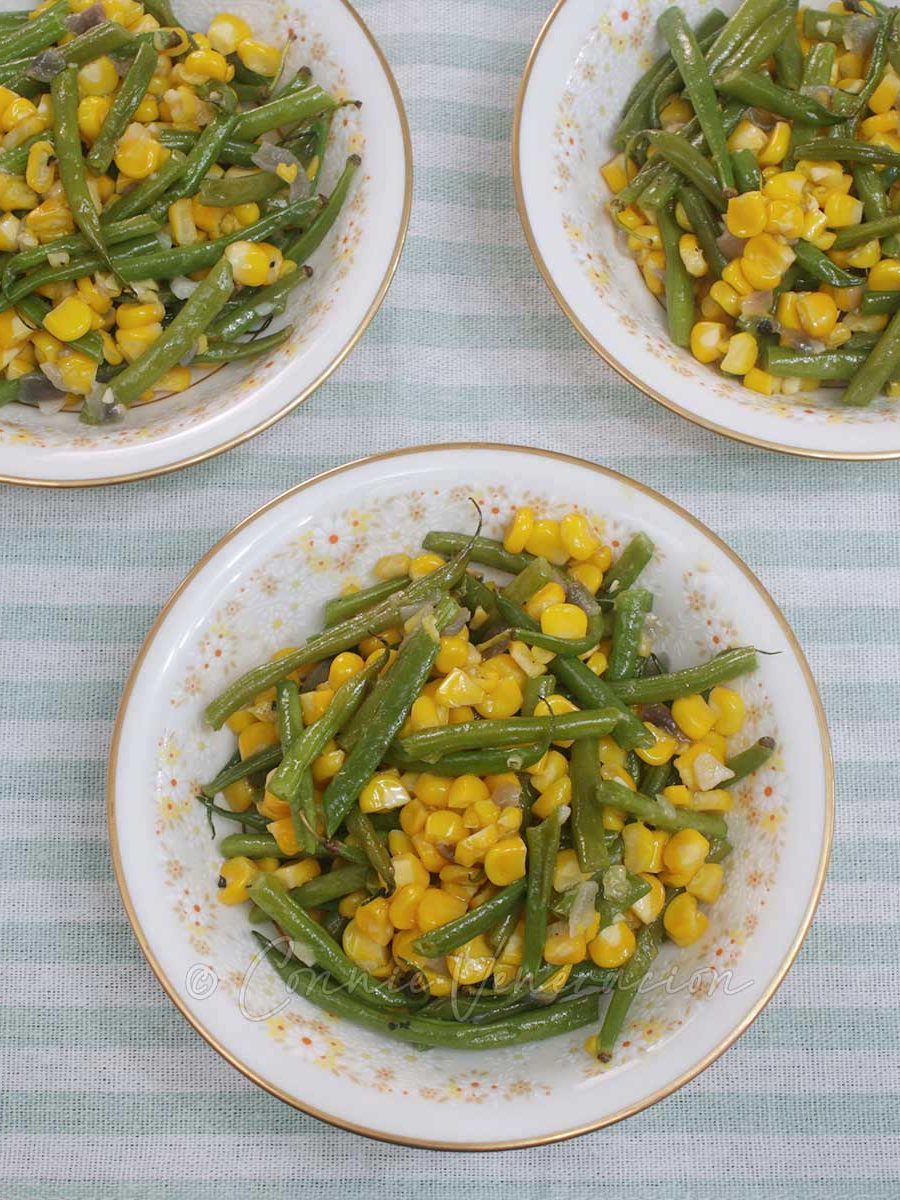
[693,752,735,792]
[602,864,630,903]
[65,2,104,33]
[170,276,199,300]
[568,881,599,938]
[46,250,70,269]
[27,48,66,82]
[19,372,64,408]
[491,781,522,809]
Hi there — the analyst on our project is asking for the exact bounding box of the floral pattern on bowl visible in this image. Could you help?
[516,0,900,456]
[111,446,831,1146]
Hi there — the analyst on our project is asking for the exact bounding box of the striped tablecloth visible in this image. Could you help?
[2,1,898,1195]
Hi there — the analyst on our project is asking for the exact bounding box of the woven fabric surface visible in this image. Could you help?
[2,0,899,1195]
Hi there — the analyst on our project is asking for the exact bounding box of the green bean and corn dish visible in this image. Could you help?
[0,0,359,421]
[199,507,774,1059]
[603,0,900,406]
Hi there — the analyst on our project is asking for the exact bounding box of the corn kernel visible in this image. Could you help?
[824,192,863,228]
[455,824,500,867]
[664,892,709,947]
[691,788,733,812]
[758,121,791,166]
[720,331,758,376]
[743,367,776,395]
[42,296,92,342]
[78,56,119,97]
[524,518,568,564]
[588,920,636,968]
[374,552,410,579]
[217,856,258,904]
[568,561,603,593]
[343,919,391,977]
[236,37,281,77]
[765,199,804,239]
[726,191,767,239]
[266,817,300,857]
[796,291,839,339]
[359,773,410,813]
[662,828,710,879]
[484,835,527,885]
[677,232,707,278]
[424,809,466,846]
[417,887,467,931]
[671,694,715,740]
[869,68,900,114]
[631,873,666,924]
[273,858,321,890]
[690,320,728,363]
[635,722,678,766]
[540,602,588,641]
[708,686,746,735]
[412,773,452,808]
[524,581,566,621]
[300,688,333,725]
[846,239,881,269]
[622,821,667,874]
[182,48,233,84]
[727,119,767,154]
[868,258,900,291]
[600,152,631,194]
[687,862,724,903]
[447,934,495,984]
[224,238,283,286]
[207,12,252,55]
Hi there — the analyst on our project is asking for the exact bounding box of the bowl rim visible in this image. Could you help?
[3,0,413,490]
[107,442,835,1149]
[512,0,900,462]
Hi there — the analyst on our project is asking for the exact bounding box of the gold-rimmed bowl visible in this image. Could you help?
[0,0,411,487]
[109,443,833,1147]
[514,0,900,459]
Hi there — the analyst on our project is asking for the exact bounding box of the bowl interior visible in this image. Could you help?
[516,0,900,457]
[111,445,831,1147]
[0,0,408,484]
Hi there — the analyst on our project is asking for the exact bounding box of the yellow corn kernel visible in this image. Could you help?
[32,330,61,364]
[824,192,863,228]
[868,258,900,291]
[355,896,393,947]
[588,920,636,969]
[687,862,724,904]
[765,199,804,239]
[0,211,19,252]
[417,887,467,931]
[77,56,119,98]
[726,191,767,239]
[424,809,466,846]
[207,12,252,54]
[386,883,424,930]
[417,829,452,870]
[845,239,881,269]
[558,513,599,562]
[311,744,344,785]
[162,85,210,127]
[405,551,445,581]
[236,720,279,763]
[217,856,258,904]
[217,776,254,813]
[663,892,709,947]
[327,651,364,689]
[55,349,97,395]
[541,922,586,966]
[24,139,55,195]
[758,121,791,166]
[0,96,36,134]
[776,290,801,331]
[635,722,678,766]
[539,602,588,641]
[236,37,281,77]
[374,552,410,579]
[300,688,333,725]
[707,686,746,736]
[114,124,167,180]
[677,232,707,278]
[524,517,568,564]
[23,193,70,238]
[475,676,522,720]
[116,301,165,330]
[662,828,710,879]
[727,118,767,154]
[622,821,667,874]
[600,152,632,194]
[115,321,163,364]
[484,835,527,885]
[720,331,758,376]
[257,783,290,819]
[181,48,233,85]
[503,506,533,554]
[168,197,198,245]
[721,260,752,297]
[743,367,776,396]
[640,248,666,295]
[868,67,900,113]
[567,561,603,594]
[439,776,487,813]
[433,668,485,709]
[708,280,742,318]
[273,858,321,890]
[691,788,733,812]
[523,581,566,622]
[433,634,470,676]
[230,200,260,228]
[266,817,300,857]
[861,111,899,139]
[763,170,806,202]
[631,873,666,924]
[455,823,500,867]
[224,239,282,286]
[671,694,716,740]
[406,695,445,732]
[795,290,839,340]
[446,934,495,984]
[359,773,410,814]
[0,310,30,350]
[844,311,889,332]
[689,320,728,364]
[392,850,430,890]
[659,95,693,130]
[338,890,367,919]
[412,773,452,808]
[343,919,391,977]
[42,296,92,342]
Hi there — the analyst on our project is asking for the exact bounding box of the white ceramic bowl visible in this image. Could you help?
[514,0,900,459]
[109,444,833,1147]
[0,0,410,487]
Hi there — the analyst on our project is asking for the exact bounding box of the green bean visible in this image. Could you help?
[597,779,728,838]
[731,148,761,195]
[100,151,188,224]
[156,128,260,167]
[645,130,726,210]
[773,6,804,89]
[802,8,875,43]
[249,875,407,1007]
[890,5,900,76]
[113,195,321,282]
[522,807,562,979]
[597,917,662,1060]
[570,737,608,873]
[201,745,281,797]
[848,11,890,131]
[423,964,563,1023]
[191,326,293,364]
[383,741,549,777]
[725,736,775,784]
[0,132,47,175]
[196,794,269,830]
[324,577,408,628]
[15,293,104,362]
[414,881,526,957]
[231,85,337,141]
[521,673,556,717]
[801,137,900,171]
[704,0,787,72]
[792,239,862,288]
[289,769,318,856]
[831,213,900,250]
[853,166,900,257]
[220,832,285,859]
[205,537,475,729]
[0,0,66,67]
[4,232,162,305]
[290,863,370,908]
[3,214,161,290]
[764,343,870,380]
[85,40,157,176]
[603,532,655,595]
[0,11,30,28]
[501,557,560,606]
[206,266,313,341]
[52,67,111,271]
[706,836,734,863]
[323,596,460,835]
[345,807,394,890]
[658,6,734,192]
[268,656,382,802]
[512,599,604,656]
[197,170,284,208]
[843,304,900,405]
[786,41,836,167]
[607,646,758,704]
[157,111,239,207]
[860,291,900,316]
[88,254,234,417]
[282,154,360,265]
[657,198,694,345]
[676,186,726,278]
[393,708,621,763]
[141,0,179,24]
[421,530,533,577]
[0,378,20,407]
[15,22,136,95]
[607,588,653,682]
[716,69,845,125]
[276,679,301,748]
[255,933,604,1046]
[639,761,673,797]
